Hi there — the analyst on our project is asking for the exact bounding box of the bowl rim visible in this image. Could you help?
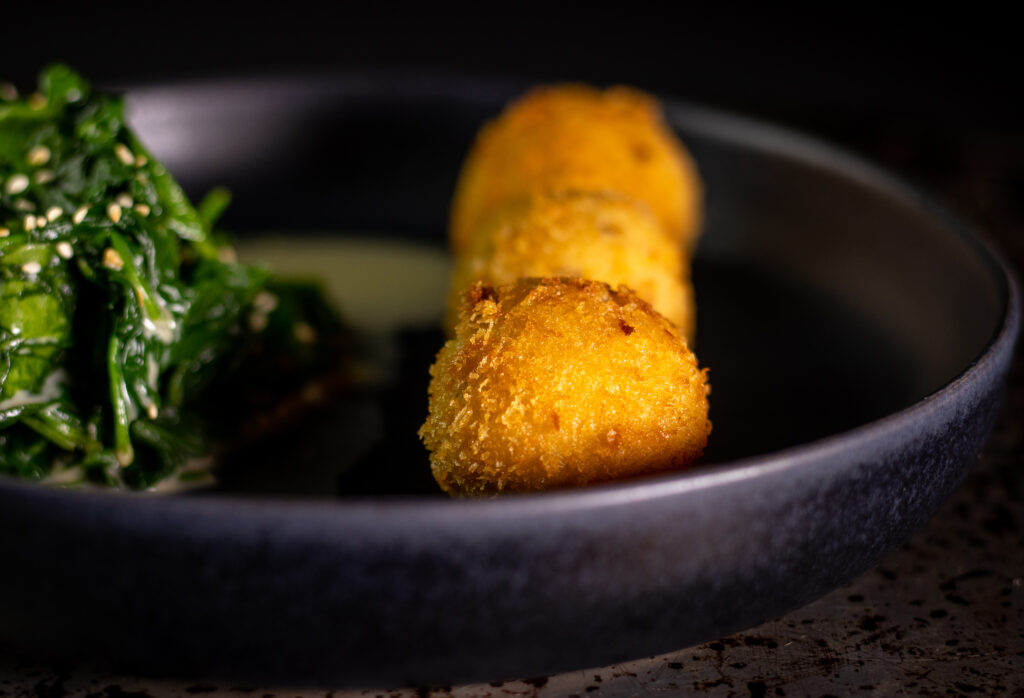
[0,71,1019,520]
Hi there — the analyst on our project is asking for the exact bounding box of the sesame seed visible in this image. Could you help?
[133,203,151,217]
[46,207,62,222]
[253,291,279,313]
[24,215,37,231]
[65,88,82,103]
[107,203,122,223]
[27,145,51,166]
[13,199,35,212]
[115,446,133,467]
[102,247,124,271]
[34,170,54,184]
[21,261,42,275]
[134,154,148,167]
[56,241,74,259]
[248,311,268,332]
[116,192,133,208]
[218,247,238,264]
[114,143,135,166]
[73,206,88,224]
[146,403,159,419]
[0,228,9,238]
[293,322,317,344]
[27,93,47,110]
[301,383,324,403]
[0,83,17,101]
[5,174,29,195]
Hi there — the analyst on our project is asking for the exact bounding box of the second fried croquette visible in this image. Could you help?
[420,278,711,496]
[446,190,696,339]
[449,84,703,254]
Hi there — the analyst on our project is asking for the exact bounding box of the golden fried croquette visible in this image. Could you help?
[446,190,695,339]
[449,84,702,255]
[420,278,711,496]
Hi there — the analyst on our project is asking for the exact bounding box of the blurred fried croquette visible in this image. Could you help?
[446,190,695,339]
[449,84,702,254]
[420,278,711,496]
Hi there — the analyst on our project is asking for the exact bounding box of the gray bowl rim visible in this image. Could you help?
[0,70,1019,524]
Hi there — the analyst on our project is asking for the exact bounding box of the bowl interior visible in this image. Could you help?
[0,75,1014,689]
[125,76,1007,486]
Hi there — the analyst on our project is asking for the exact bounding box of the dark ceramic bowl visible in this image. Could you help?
[0,74,1018,689]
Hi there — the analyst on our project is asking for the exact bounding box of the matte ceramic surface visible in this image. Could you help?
[0,75,1018,688]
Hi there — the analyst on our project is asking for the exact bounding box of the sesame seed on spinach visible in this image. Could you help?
[0,65,348,490]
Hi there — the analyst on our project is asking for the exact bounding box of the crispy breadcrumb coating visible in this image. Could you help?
[449,84,702,254]
[446,190,695,339]
[420,278,711,496]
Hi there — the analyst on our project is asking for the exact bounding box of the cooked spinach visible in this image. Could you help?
[0,65,346,490]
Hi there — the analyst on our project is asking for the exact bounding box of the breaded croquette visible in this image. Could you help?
[449,84,702,254]
[446,190,695,339]
[420,278,711,496]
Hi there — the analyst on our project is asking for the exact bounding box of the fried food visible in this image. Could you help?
[446,190,695,339]
[449,84,702,254]
[420,278,711,496]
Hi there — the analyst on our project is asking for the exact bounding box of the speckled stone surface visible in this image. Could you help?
[2,118,1021,698]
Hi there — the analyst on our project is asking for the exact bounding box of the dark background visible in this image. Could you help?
[4,5,1019,227]
[1,6,1019,127]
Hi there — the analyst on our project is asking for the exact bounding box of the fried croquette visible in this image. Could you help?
[446,190,696,339]
[420,278,711,496]
[449,84,702,254]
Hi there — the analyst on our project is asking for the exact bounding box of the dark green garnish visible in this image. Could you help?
[0,65,347,490]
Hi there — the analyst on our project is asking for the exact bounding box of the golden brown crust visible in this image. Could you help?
[445,190,695,339]
[449,84,703,254]
[420,278,711,496]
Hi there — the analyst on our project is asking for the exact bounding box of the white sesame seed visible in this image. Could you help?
[24,215,37,231]
[107,203,122,223]
[146,403,159,420]
[0,228,9,238]
[133,203,151,217]
[301,383,324,403]
[21,261,42,275]
[34,170,54,184]
[115,446,133,467]
[102,247,124,270]
[253,291,279,313]
[293,322,317,344]
[116,192,133,208]
[73,206,88,224]
[27,93,47,110]
[65,88,82,103]
[248,311,268,332]
[114,143,135,166]
[134,154,148,167]
[13,199,35,212]
[5,174,29,195]
[56,241,73,259]
[26,145,51,166]
[46,207,62,222]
